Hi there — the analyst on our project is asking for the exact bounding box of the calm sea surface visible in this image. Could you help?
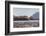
[13,20,39,22]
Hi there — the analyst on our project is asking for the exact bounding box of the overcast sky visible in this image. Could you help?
[13,8,39,16]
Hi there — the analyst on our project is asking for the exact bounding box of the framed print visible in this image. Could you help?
[5,1,45,35]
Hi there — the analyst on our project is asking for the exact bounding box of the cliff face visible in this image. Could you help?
[31,12,39,20]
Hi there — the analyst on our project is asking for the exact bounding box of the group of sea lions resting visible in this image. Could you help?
[13,16,32,21]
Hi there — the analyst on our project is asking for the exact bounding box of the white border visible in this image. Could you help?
[10,4,43,32]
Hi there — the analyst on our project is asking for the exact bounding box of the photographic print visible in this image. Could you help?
[13,8,39,28]
[5,1,45,35]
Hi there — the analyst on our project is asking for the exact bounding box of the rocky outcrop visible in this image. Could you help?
[13,16,30,21]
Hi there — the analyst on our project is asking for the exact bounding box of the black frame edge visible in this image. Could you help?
[5,1,10,35]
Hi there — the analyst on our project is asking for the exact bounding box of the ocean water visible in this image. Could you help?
[13,20,39,22]
[13,20,39,28]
